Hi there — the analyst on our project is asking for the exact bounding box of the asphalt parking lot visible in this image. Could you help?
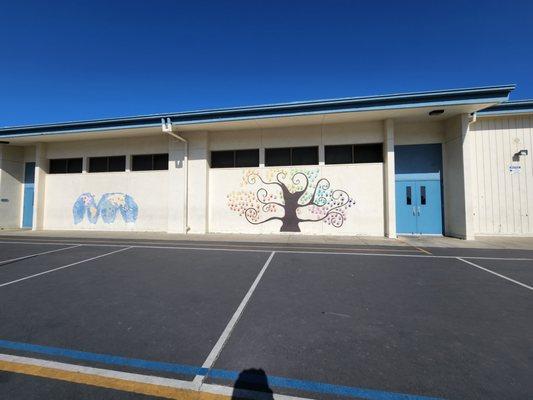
[0,236,531,400]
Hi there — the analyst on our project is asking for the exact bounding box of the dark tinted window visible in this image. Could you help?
[132,154,152,171]
[153,154,168,170]
[67,158,83,173]
[354,143,383,163]
[211,151,234,168]
[89,157,108,172]
[89,156,126,173]
[132,154,168,171]
[211,149,259,168]
[108,156,126,172]
[49,159,67,174]
[265,148,291,167]
[292,146,318,165]
[325,145,353,164]
[49,158,83,174]
[235,149,259,167]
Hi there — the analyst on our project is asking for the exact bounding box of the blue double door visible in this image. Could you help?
[396,180,442,234]
[395,144,443,235]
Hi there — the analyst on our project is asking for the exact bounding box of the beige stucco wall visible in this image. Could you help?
[41,136,177,232]
[44,170,170,231]
[0,145,24,228]
[12,115,528,239]
[209,164,384,236]
[470,115,533,235]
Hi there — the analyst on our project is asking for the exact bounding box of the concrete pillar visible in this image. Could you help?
[259,147,265,168]
[187,132,209,234]
[0,145,24,228]
[32,143,47,230]
[383,119,397,238]
[318,144,325,165]
[442,114,475,240]
[167,137,186,233]
[461,114,475,240]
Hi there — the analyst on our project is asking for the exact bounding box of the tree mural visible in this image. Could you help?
[227,169,355,232]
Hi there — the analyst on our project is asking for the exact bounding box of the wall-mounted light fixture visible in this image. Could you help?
[429,109,444,116]
[512,149,528,162]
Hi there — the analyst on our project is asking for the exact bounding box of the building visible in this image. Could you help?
[0,85,531,239]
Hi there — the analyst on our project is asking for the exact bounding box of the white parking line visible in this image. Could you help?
[457,257,533,291]
[193,251,277,387]
[0,353,310,400]
[0,240,420,253]
[0,245,82,266]
[0,240,532,261]
[0,247,132,288]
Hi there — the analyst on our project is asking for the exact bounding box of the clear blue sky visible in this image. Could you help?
[1,0,532,127]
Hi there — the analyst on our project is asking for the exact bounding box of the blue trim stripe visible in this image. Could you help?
[0,339,206,376]
[0,339,444,400]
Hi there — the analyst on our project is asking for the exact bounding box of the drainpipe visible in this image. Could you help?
[161,118,189,233]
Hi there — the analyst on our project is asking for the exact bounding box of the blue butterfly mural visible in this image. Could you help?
[73,193,139,224]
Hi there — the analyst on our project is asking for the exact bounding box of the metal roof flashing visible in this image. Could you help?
[0,85,515,139]
[477,99,533,117]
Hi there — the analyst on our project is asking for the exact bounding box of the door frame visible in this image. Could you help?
[394,144,444,236]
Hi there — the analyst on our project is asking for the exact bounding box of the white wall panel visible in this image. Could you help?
[470,115,533,235]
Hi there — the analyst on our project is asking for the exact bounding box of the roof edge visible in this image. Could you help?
[0,84,515,138]
[477,99,533,116]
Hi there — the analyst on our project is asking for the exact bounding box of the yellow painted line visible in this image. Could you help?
[396,238,432,255]
[0,359,228,400]
[411,245,432,255]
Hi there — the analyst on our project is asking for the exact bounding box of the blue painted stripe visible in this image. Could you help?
[207,369,441,400]
[0,339,444,400]
[0,339,206,376]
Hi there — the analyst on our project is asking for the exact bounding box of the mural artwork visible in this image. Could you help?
[73,193,139,224]
[227,169,355,232]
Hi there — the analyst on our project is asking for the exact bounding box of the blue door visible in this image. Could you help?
[396,181,418,234]
[396,180,442,234]
[395,144,443,235]
[415,180,442,234]
[22,162,35,228]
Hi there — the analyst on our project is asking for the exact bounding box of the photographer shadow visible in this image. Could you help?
[231,368,273,400]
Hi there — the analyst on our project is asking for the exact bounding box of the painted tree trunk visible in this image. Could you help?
[280,192,301,232]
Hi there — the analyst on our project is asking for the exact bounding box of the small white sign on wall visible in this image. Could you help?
[509,164,521,175]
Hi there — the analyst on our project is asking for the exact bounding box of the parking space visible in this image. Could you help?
[456,257,533,288]
[0,242,76,264]
[0,237,531,400]
[207,253,532,399]
[0,245,125,285]
[0,246,269,381]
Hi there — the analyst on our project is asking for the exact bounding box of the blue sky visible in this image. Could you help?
[1,0,532,127]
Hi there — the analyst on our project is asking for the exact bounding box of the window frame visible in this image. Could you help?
[210,149,259,168]
[49,157,83,174]
[325,143,384,165]
[264,146,319,167]
[88,155,126,173]
[131,153,169,171]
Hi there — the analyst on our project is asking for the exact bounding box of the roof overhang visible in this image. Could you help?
[477,99,533,117]
[0,85,515,144]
